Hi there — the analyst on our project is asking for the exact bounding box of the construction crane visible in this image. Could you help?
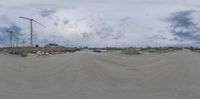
[6,30,14,48]
[19,16,46,47]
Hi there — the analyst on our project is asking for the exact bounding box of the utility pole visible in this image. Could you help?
[16,37,19,47]
[7,30,13,48]
[19,16,46,47]
[30,20,33,47]
[22,40,25,47]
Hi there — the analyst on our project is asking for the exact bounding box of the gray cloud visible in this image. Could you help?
[81,32,90,38]
[81,26,125,40]
[2,1,199,47]
[0,5,3,9]
[167,10,200,42]
[119,16,131,26]
[79,17,129,40]
[63,19,69,25]
[40,8,57,18]
[74,18,88,28]
[54,21,59,27]
[0,27,9,43]
[94,27,114,39]
[148,35,167,40]
[112,31,124,39]
[7,23,23,37]
[0,14,10,23]
[0,23,23,44]
[0,5,3,12]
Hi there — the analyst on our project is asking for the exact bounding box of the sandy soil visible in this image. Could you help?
[0,50,200,99]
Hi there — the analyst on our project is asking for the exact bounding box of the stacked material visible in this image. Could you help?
[148,49,156,53]
[93,49,102,53]
[0,47,80,57]
[121,47,141,55]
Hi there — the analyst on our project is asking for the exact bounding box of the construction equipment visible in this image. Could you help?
[19,16,46,47]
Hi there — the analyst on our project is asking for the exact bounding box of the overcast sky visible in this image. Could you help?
[1,0,200,47]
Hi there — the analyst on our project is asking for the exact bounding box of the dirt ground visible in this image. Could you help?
[0,49,200,99]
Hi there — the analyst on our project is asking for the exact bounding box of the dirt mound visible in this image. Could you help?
[121,48,141,55]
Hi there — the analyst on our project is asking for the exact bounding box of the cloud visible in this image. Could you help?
[0,26,9,42]
[94,27,114,39]
[79,17,127,40]
[2,1,199,47]
[81,32,90,38]
[63,19,69,25]
[166,10,200,43]
[40,8,57,18]
[94,26,124,40]
[148,35,167,40]
[0,23,23,46]
[54,21,59,27]
[0,23,22,36]
[0,14,10,23]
